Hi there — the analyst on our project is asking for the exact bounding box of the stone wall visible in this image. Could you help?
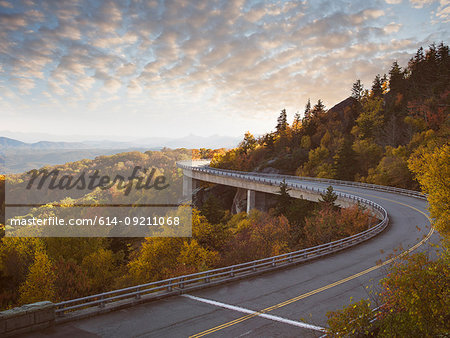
[0,301,55,337]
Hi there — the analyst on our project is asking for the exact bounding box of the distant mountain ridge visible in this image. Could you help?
[0,134,241,150]
[0,137,27,148]
[0,134,241,173]
[0,137,86,149]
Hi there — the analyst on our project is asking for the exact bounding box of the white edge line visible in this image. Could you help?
[182,294,325,332]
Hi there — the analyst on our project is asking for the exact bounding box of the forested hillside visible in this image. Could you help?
[0,149,375,309]
[211,43,449,191]
[0,44,448,327]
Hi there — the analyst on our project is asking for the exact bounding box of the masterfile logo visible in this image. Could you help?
[5,154,194,238]
[26,167,170,196]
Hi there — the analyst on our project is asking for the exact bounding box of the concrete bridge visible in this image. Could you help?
[179,160,384,217]
[6,162,438,338]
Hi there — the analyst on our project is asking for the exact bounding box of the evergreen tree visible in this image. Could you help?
[371,74,383,98]
[275,179,293,216]
[408,46,426,96]
[200,195,226,224]
[436,42,450,92]
[409,46,425,71]
[333,138,357,180]
[313,99,326,115]
[351,79,364,101]
[319,186,338,208]
[276,109,288,133]
[263,132,275,149]
[388,61,404,94]
[303,98,312,121]
[436,42,449,66]
[293,111,302,128]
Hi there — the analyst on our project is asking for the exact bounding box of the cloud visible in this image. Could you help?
[25,9,45,21]
[0,1,13,8]
[362,8,386,18]
[435,0,450,22]
[104,78,122,94]
[0,0,447,137]
[12,77,36,93]
[385,0,402,4]
[116,63,137,77]
[0,13,27,30]
[384,22,402,33]
[409,0,435,8]
[127,79,143,95]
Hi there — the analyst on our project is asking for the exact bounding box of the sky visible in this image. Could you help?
[0,0,449,142]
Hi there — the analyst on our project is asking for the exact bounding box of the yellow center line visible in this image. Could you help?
[190,192,434,337]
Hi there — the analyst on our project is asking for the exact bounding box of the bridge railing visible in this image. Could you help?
[177,161,426,200]
[55,164,391,316]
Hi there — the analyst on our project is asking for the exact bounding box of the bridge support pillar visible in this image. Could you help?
[182,175,191,197]
[183,176,201,197]
[247,189,256,213]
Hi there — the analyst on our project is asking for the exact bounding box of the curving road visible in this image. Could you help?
[24,166,440,338]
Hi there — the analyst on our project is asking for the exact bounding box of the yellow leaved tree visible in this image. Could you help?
[18,250,56,305]
[409,143,450,241]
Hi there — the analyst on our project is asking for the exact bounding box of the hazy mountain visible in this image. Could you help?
[0,137,86,149]
[0,147,153,174]
[0,134,241,150]
[0,137,28,148]
[0,134,240,173]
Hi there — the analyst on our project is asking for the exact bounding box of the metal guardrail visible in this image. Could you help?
[55,163,394,315]
[177,160,426,200]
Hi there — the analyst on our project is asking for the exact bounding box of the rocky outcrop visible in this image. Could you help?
[231,188,247,214]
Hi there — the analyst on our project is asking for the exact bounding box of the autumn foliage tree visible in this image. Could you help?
[327,251,450,336]
[177,240,219,272]
[304,204,374,246]
[127,237,184,283]
[53,258,90,301]
[19,250,57,305]
[0,238,43,307]
[81,248,123,293]
[377,252,450,336]
[222,210,291,264]
[409,143,449,239]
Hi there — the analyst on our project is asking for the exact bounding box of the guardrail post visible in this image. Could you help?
[180,278,184,289]
[230,268,234,277]
[56,307,65,317]
[99,295,105,308]
[167,281,172,292]
[205,273,210,283]
[288,254,293,263]
[135,287,141,299]
[252,262,256,271]
[272,258,276,267]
